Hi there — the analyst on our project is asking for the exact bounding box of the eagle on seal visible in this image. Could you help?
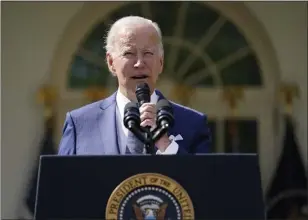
[133,203,168,220]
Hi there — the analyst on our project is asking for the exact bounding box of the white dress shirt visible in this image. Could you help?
[116,89,179,154]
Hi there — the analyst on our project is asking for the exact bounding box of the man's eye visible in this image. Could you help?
[145,51,154,55]
[123,51,134,56]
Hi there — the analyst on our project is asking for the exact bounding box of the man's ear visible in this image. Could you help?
[158,55,164,75]
[106,53,116,76]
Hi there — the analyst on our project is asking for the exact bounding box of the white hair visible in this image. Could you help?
[104,16,164,56]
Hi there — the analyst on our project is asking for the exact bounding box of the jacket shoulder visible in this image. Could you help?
[69,100,103,118]
[68,92,116,119]
[171,101,207,119]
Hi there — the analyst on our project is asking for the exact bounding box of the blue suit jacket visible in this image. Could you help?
[58,90,211,155]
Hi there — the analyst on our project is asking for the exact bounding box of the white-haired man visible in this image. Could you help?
[58,16,211,155]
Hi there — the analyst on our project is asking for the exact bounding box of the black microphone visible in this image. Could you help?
[152,99,174,142]
[135,82,151,134]
[123,102,146,143]
[135,82,150,106]
[123,102,140,129]
[156,99,174,129]
[135,82,155,154]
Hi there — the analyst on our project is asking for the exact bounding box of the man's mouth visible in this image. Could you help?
[131,75,148,79]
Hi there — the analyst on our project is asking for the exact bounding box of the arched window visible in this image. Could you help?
[52,1,279,189]
[68,1,262,154]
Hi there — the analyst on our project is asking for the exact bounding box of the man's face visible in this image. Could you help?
[106,24,163,100]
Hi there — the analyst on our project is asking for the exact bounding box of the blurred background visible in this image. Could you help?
[1,1,307,219]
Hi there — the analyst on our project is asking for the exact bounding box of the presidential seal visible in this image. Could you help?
[105,173,194,220]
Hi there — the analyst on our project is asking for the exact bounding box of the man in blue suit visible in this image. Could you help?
[58,16,211,155]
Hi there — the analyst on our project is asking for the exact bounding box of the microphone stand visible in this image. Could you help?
[126,116,170,155]
[151,124,170,143]
[128,125,170,155]
[141,124,169,155]
[143,128,155,155]
[128,124,156,155]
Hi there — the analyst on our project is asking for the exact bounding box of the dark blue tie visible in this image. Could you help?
[126,130,145,154]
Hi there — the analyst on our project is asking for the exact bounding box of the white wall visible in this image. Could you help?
[1,1,307,218]
[245,1,307,165]
[1,2,84,218]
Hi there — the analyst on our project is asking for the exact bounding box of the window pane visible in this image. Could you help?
[224,119,258,153]
[183,2,219,44]
[108,3,143,24]
[221,54,262,86]
[206,21,249,62]
[81,22,108,57]
[68,56,110,89]
[208,120,217,153]
[149,1,181,36]
[67,1,262,89]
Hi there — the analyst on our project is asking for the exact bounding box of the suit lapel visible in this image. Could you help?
[155,89,165,101]
[98,92,121,154]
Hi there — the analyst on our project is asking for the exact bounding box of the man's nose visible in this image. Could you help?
[134,55,145,68]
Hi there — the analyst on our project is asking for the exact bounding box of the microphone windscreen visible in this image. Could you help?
[156,99,174,128]
[136,82,150,104]
[124,102,139,113]
[156,99,172,111]
[123,102,140,129]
